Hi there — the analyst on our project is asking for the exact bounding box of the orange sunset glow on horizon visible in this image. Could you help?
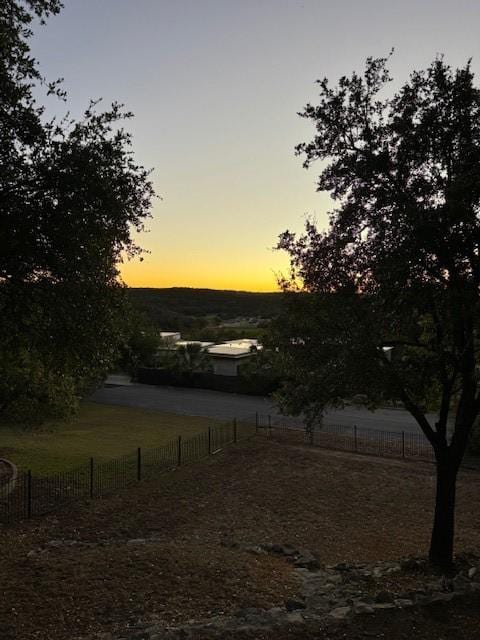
[31,1,480,293]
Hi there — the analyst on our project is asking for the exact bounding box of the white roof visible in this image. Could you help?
[207,344,255,358]
[218,339,262,350]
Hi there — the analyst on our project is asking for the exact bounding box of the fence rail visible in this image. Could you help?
[0,420,254,525]
[254,413,435,462]
[0,413,439,525]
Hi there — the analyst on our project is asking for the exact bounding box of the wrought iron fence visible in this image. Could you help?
[0,412,439,525]
[254,413,435,462]
[0,420,254,525]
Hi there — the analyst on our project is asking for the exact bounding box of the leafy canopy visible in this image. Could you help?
[0,1,155,422]
[278,55,480,451]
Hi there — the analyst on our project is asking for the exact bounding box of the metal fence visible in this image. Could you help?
[0,419,254,524]
[254,413,435,462]
[0,413,438,525]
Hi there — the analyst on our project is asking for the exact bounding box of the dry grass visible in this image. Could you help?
[0,438,479,640]
[0,402,218,475]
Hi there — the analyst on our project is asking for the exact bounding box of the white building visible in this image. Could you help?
[159,331,181,344]
[207,340,261,376]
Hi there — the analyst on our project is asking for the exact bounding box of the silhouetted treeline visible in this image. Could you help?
[127,287,283,329]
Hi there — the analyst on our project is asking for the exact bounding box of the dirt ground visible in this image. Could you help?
[0,438,479,640]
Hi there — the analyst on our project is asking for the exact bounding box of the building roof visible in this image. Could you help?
[218,339,262,349]
[207,344,255,359]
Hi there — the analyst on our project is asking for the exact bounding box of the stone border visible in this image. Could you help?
[66,542,479,639]
[0,458,18,498]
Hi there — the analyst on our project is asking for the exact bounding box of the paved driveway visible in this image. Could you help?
[90,383,435,434]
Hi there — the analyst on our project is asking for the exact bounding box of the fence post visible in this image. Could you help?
[233,417,237,443]
[177,436,182,467]
[255,412,259,433]
[27,470,32,519]
[354,425,358,452]
[208,427,212,455]
[137,447,142,481]
[89,458,94,499]
[402,431,405,459]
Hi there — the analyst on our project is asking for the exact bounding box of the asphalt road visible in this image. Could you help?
[90,383,435,434]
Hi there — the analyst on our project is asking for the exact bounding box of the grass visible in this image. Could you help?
[0,401,222,475]
[0,438,479,640]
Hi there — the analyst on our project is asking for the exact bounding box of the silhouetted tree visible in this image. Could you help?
[0,1,154,421]
[278,55,480,567]
[175,343,212,374]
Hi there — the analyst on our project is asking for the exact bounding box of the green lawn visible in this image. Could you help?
[0,402,220,475]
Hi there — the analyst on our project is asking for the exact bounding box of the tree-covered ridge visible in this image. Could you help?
[128,287,284,324]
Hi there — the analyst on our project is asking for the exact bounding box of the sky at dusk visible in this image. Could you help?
[31,0,480,291]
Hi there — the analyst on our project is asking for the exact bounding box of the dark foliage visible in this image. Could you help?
[128,287,283,328]
[0,1,154,421]
[278,55,480,566]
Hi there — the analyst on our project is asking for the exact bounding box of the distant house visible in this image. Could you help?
[156,333,261,376]
[159,331,181,344]
[207,339,261,377]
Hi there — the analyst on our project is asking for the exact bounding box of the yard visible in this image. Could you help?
[0,402,220,475]
[0,437,479,639]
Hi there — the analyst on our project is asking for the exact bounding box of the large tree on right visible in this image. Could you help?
[277,56,480,567]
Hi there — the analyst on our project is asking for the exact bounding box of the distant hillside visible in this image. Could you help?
[128,287,284,329]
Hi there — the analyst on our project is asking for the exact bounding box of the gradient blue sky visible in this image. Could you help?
[31,0,480,290]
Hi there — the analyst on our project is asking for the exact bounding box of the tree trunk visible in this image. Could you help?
[429,451,458,568]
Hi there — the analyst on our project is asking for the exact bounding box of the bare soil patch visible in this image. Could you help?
[0,438,479,639]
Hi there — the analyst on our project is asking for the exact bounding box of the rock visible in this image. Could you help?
[332,562,353,572]
[400,557,426,572]
[394,598,414,608]
[294,552,321,571]
[329,606,352,620]
[353,601,375,614]
[127,539,146,545]
[374,590,395,603]
[27,550,37,557]
[304,596,330,612]
[325,573,343,585]
[414,594,431,606]
[468,567,478,579]
[308,582,335,595]
[286,611,304,624]
[281,545,297,556]
[284,599,306,611]
[373,603,395,610]
[453,574,471,591]
[47,539,64,547]
[245,545,265,555]
[427,592,456,604]
[234,607,262,619]
[383,565,401,575]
